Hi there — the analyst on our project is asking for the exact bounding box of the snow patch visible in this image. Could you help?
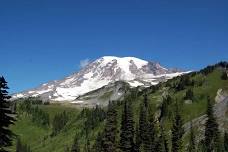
[128,81,145,87]
[14,93,24,98]
[71,100,84,104]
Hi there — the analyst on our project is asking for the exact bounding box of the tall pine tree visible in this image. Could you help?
[119,100,135,152]
[187,121,196,152]
[102,101,117,152]
[171,103,184,152]
[143,113,157,152]
[204,97,219,152]
[160,127,169,152]
[0,76,15,152]
[137,94,158,152]
[138,94,149,152]
[224,132,228,152]
[156,124,169,152]
[71,134,80,152]
[92,132,103,152]
[135,124,140,152]
[138,103,147,146]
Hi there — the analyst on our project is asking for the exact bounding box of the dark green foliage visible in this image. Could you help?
[197,140,207,152]
[171,103,184,152]
[137,94,158,152]
[119,100,135,152]
[134,124,140,152]
[84,139,90,152]
[224,132,228,152]
[92,132,103,152]
[159,95,172,121]
[16,137,32,152]
[200,65,215,76]
[184,89,194,101]
[71,135,80,152]
[160,127,169,152]
[199,61,228,76]
[15,97,45,106]
[154,134,163,152]
[102,101,118,152]
[17,100,49,127]
[174,74,195,91]
[17,99,32,115]
[31,106,49,127]
[26,97,43,105]
[187,122,196,152]
[138,100,148,148]
[143,94,148,107]
[204,97,219,152]
[216,61,228,68]
[52,111,69,136]
[83,105,106,136]
[221,71,228,80]
[0,76,16,152]
[143,113,157,152]
[64,146,70,152]
[16,137,22,152]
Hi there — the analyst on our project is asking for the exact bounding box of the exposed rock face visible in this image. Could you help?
[75,81,129,107]
[215,89,228,103]
[183,89,228,141]
[12,56,188,102]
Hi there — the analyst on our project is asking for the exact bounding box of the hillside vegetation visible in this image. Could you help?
[10,62,228,152]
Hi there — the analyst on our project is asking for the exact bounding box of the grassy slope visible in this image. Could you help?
[10,105,83,152]
[10,68,228,151]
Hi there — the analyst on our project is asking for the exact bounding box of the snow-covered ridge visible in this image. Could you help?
[98,56,148,69]
[12,56,188,102]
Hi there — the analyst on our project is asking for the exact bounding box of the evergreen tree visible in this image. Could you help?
[64,146,70,152]
[52,111,68,136]
[184,89,194,101]
[102,101,117,152]
[159,95,172,122]
[197,140,207,152]
[204,97,219,152]
[16,137,22,152]
[0,76,16,152]
[161,127,169,152]
[83,139,90,152]
[92,132,103,152]
[221,71,228,80]
[15,137,31,152]
[138,97,148,151]
[187,122,196,152]
[135,124,140,152]
[154,135,163,152]
[171,103,184,152]
[138,103,147,146]
[143,94,148,108]
[138,94,158,152]
[224,132,228,152]
[119,100,135,152]
[71,135,80,152]
[143,113,157,152]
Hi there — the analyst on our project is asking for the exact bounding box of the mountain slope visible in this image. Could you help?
[10,61,228,152]
[13,56,187,102]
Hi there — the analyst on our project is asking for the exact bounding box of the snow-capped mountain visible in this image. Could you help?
[13,56,188,102]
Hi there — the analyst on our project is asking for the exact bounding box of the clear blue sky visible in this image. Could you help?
[0,0,228,93]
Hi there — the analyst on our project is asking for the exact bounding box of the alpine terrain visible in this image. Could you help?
[13,56,187,103]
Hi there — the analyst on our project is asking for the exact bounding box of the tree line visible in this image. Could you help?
[17,99,49,127]
[90,95,228,152]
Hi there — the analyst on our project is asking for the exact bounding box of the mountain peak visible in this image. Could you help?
[13,56,187,102]
[98,56,148,64]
